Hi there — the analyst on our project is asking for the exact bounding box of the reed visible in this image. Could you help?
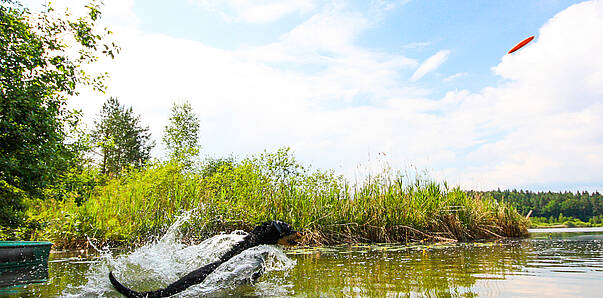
[29,148,529,248]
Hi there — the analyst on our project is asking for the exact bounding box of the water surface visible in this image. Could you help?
[2,227,601,297]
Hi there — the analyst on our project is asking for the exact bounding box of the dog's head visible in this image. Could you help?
[251,220,301,246]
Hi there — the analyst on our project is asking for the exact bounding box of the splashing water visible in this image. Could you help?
[62,211,297,297]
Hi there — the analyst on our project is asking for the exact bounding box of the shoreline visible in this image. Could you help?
[528,226,603,233]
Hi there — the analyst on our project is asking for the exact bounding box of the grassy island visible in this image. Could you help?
[14,148,528,249]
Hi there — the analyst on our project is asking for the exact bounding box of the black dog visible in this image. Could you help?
[109,221,300,297]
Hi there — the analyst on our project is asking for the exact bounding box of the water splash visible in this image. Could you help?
[62,211,296,297]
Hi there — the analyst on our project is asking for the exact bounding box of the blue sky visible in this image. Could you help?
[23,0,603,191]
[131,0,582,96]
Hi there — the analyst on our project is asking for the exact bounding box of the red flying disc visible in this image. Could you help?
[508,36,534,54]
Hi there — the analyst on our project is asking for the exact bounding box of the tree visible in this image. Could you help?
[162,101,200,168]
[0,0,117,227]
[93,97,154,174]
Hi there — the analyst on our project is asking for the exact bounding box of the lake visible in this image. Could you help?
[2,227,602,297]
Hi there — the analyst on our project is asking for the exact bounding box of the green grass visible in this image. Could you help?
[26,148,529,248]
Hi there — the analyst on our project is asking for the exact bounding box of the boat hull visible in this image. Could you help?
[0,241,52,269]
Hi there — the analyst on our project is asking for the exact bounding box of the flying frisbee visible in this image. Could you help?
[508,36,534,54]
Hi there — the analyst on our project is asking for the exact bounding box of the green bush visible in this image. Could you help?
[0,179,26,229]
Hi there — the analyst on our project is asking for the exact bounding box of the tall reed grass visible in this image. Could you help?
[29,148,528,248]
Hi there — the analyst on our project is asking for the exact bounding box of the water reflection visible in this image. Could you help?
[4,250,98,297]
[284,242,524,297]
[0,262,49,295]
[3,230,603,297]
[282,231,603,297]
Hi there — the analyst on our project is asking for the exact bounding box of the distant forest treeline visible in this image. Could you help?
[479,190,603,221]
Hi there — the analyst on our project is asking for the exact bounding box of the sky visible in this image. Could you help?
[22,0,603,192]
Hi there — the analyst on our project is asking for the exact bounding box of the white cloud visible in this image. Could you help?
[443,72,467,82]
[281,8,368,52]
[410,50,450,81]
[190,0,317,23]
[21,0,139,27]
[68,0,421,161]
[188,0,409,24]
[28,0,603,191]
[433,0,603,190]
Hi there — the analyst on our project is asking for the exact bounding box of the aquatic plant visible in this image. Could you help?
[29,148,528,248]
